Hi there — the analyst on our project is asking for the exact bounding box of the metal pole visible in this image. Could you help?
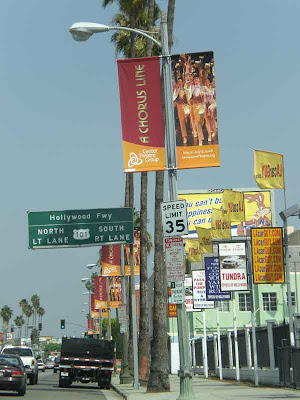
[232,293,240,382]
[130,243,139,389]
[283,218,295,346]
[294,262,299,314]
[202,310,208,378]
[120,243,132,384]
[216,303,223,380]
[160,11,194,400]
[106,277,112,340]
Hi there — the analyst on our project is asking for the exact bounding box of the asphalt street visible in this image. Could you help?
[0,370,121,400]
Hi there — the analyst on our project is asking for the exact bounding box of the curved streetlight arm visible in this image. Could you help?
[108,26,161,47]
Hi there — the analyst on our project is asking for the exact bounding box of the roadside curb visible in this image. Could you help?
[111,383,127,399]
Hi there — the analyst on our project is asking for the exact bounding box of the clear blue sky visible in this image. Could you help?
[1,0,299,338]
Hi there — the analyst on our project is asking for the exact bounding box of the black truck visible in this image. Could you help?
[58,337,115,389]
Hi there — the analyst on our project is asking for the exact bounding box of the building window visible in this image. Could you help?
[286,292,296,306]
[238,293,251,311]
[219,301,230,312]
[262,293,277,311]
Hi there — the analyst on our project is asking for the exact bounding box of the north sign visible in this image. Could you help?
[28,207,134,249]
[161,199,188,237]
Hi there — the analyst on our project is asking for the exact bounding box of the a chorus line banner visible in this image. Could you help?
[117,57,166,173]
[171,51,220,169]
[101,244,121,276]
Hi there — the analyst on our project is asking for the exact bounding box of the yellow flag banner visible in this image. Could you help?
[196,227,213,254]
[222,190,245,222]
[211,208,231,239]
[185,239,202,262]
[254,150,284,189]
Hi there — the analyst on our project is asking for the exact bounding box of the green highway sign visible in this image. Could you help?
[28,207,134,249]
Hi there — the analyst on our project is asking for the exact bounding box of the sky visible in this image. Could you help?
[1,0,300,339]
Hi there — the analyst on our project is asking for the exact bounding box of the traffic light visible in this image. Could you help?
[60,319,65,329]
[38,323,42,331]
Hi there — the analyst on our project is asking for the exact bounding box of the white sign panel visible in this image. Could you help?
[165,237,185,281]
[219,242,248,291]
[192,270,215,309]
[161,200,188,237]
[169,281,185,304]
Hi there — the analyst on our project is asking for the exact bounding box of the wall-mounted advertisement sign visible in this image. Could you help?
[171,51,220,169]
[192,270,215,309]
[204,256,231,301]
[251,227,284,284]
[219,242,248,291]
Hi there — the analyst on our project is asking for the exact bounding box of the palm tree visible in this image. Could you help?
[37,307,45,323]
[23,304,33,338]
[14,316,25,342]
[147,0,176,392]
[19,299,28,314]
[0,305,13,345]
[31,294,40,327]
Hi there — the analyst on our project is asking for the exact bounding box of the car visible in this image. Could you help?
[37,359,46,372]
[53,357,60,373]
[221,255,245,269]
[1,345,38,385]
[44,358,54,369]
[0,354,27,396]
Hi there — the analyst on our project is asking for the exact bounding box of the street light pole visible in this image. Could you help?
[69,13,194,398]
[159,13,194,400]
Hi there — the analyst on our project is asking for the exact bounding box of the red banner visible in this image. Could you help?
[101,245,121,276]
[94,276,107,308]
[117,57,166,173]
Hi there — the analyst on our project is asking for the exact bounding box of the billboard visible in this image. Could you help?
[204,256,231,301]
[171,51,220,169]
[117,57,166,173]
[251,227,284,284]
[178,188,274,237]
[219,242,248,291]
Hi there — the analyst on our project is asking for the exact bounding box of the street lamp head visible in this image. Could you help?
[69,22,110,42]
[87,263,97,269]
[81,278,89,282]
[279,204,300,220]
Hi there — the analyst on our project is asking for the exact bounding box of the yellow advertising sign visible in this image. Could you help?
[196,227,212,254]
[211,208,231,239]
[185,239,202,262]
[179,190,272,237]
[254,150,284,189]
[222,190,245,222]
[251,227,284,284]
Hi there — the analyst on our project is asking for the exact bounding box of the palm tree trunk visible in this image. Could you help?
[147,171,170,391]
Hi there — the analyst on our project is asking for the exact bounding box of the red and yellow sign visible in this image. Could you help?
[117,57,166,173]
[102,245,121,276]
[94,276,107,308]
[254,150,284,189]
[211,208,231,239]
[251,227,284,284]
[196,227,212,254]
[168,304,177,318]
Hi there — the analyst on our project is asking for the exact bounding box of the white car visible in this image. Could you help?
[37,359,46,372]
[221,255,245,269]
[1,345,39,385]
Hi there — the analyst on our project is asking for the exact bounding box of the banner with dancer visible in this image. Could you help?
[171,51,220,169]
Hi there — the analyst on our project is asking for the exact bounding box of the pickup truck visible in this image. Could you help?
[58,337,115,389]
[1,345,38,385]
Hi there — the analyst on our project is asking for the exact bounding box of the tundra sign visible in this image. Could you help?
[218,242,248,291]
[28,207,134,249]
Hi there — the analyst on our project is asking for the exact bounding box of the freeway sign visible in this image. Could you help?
[28,207,134,249]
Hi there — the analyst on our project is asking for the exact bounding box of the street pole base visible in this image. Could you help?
[176,375,195,400]
[120,372,133,384]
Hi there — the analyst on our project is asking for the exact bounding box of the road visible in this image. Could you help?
[0,370,122,399]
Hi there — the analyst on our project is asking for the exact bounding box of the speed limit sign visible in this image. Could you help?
[161,199,188,237]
